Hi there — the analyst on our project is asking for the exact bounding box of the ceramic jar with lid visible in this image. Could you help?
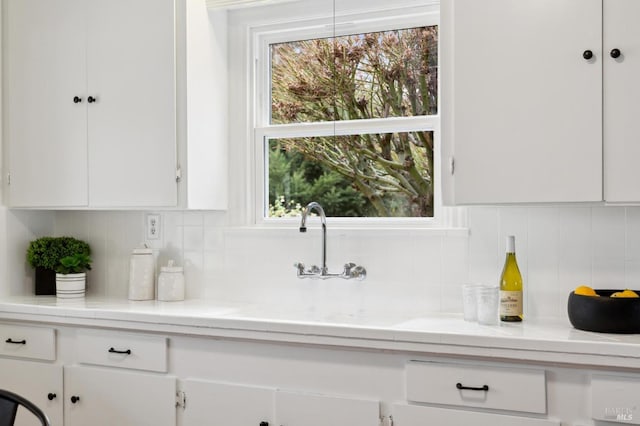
[157,260,184,301]
[128,245,155,301]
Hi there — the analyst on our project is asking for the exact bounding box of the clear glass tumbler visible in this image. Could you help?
[476,285,499,325]
[462,283,483,322]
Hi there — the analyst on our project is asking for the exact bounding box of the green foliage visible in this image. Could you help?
[55,253,92,275]
[26,237,91,270]
[269,195,305,218]
[270,26,437,217]
[269,143,367,217]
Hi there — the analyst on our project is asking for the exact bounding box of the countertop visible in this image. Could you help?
[1,296,639,369]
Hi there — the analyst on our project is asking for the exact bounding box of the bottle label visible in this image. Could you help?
[500,290,522,316]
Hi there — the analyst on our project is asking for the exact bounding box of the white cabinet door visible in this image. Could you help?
[603,0,640,202]
[392,404,560,426]
[64,365,176,426]
[182,379,274,426]
[275,390,379,426]
[5,0,177,208]
[591,374,640,424]
[444,0,603,204]
[6,0,88,207]
[86,0,177,207]
[0,359,63,426]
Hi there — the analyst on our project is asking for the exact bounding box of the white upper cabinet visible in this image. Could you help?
[6,0,89,207]
[603,0,640,203]
[5,0,177,208]
[442,0,604,204]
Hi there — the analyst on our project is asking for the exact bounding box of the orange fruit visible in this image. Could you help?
[574,285,599,297]
[611,289,639,298]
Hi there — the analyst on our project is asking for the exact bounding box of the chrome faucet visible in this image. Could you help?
[294,202,366,280]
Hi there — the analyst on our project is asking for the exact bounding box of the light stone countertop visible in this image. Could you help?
[1,296,639,369]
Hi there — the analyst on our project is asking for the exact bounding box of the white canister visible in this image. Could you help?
[128,245,155,301]
[157,260,184,302]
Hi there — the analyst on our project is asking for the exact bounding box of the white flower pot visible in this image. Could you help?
[56,273,86,299]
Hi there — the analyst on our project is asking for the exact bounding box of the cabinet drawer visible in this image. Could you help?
[406,361,546,414]
[592,374,639,424]
[0,324,55,361]
[392,404,560,426]
[76,330,167,372]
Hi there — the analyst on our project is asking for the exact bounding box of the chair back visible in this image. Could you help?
[0,389,50,426]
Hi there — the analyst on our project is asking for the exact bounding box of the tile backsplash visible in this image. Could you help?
[4,205,640,320]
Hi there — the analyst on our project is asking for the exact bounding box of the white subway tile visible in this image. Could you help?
[592,206,625,261]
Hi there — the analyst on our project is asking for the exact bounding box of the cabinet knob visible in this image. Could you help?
[47,393,56,401]
[87,96,97,103]
[610,48,621,59]
[70,396,80,404]
[73,96,82,104]
[583,50,594,60]
[260,422,269,426]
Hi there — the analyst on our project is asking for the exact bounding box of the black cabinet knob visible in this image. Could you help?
[73,96,82,104]
[70,396,80,404]
[611,48,621,59]
[583,50,594,60]
[259,422,269,426]
[87,96,96,103]
[47,393,56,401]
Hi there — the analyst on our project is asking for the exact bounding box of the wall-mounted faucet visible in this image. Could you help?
[294,201,366,280]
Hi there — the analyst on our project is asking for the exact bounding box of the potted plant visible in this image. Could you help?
[26,237,91,295]
[55,253,92,299]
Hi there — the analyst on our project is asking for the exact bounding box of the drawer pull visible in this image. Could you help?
[5,338,26,345]
[108,347,132,355]
[456,382,489,392]
[70,396,80,404]
[47,393,56,401]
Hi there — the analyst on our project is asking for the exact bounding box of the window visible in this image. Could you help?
[254,4,439,221]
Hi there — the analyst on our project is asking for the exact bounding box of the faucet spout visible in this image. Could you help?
[295,201,365,280]
[300,201,327,274]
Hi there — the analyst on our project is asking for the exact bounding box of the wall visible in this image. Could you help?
[2,204,635,321]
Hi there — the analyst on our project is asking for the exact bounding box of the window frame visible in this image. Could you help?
[250,3,443,227]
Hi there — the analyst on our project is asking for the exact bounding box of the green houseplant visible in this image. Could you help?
[26,237,91,295]
[55,253,92,299]
[55,253,92,275]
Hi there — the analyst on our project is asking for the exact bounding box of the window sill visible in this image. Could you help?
[223,224,469,238]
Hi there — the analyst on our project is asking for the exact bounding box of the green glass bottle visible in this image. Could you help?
[500,235,523,322]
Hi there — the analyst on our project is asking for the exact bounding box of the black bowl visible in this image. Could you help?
[568,290,640,334]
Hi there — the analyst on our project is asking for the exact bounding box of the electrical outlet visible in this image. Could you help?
[146,214,161,240]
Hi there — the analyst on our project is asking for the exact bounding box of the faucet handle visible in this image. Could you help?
[348,264,366,281]
[343,263,356,274]
[294,262,305,273]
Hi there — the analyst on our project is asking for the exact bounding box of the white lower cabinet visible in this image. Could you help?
[64,365,176,426]
[0,358,63,426]
[591,373,640,424]
[182,380,274,426]
[180,379,380,426]
[392,404,560,426]
[275,390,380,426]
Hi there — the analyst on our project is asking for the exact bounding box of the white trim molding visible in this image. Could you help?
[206,0,298,10]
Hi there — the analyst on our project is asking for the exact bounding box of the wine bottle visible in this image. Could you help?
[500,235,523,322]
